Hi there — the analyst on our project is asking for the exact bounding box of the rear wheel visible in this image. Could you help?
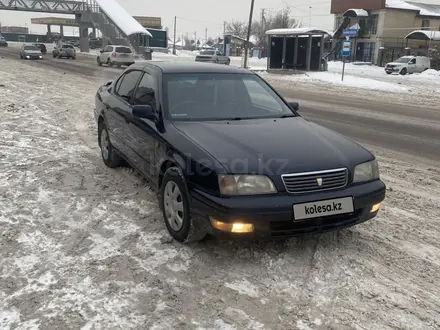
[98,122,121,168]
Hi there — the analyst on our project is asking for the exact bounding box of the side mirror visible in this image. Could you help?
[288,102,299,111]
[100,49,104,53]
[132,104,155,121]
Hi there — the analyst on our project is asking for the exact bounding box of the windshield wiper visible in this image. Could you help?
[227,117,243,121]
[278,114,296,118]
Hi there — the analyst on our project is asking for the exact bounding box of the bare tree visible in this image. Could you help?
[251,5,302,46]
[225,20,248,39]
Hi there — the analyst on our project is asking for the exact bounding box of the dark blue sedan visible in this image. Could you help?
[94,62,385,242]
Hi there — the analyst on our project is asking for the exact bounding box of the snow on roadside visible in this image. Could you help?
[0,57,440,330]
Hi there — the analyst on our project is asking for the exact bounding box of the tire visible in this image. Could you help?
[98,122,121,168]
[226,59,231,66]
[400,68,407,75]
[72,56,76,60]
[107,59,111,67]
[97,57,102,66]
[215,59,219,64]
[53,53,56,58]
[160,167,206,243]
[386,71,392,75]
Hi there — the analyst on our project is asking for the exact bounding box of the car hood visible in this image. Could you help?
[173,117,373,175]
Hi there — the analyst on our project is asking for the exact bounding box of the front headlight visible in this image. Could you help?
[218,175,277,196]
[353,160,380,183]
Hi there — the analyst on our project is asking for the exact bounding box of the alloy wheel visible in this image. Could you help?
[163,181,184,231]
[100,128,109,160]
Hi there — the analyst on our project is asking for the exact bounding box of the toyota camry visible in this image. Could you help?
[94,62,386,242]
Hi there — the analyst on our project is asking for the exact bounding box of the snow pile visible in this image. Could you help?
[421,69,440,77]
[261,70,407,93]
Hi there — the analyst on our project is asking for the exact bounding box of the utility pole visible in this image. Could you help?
[309,7,312,27]
[205,28,208,45]
[194,31,197,50]
[173,16,177,55]
[243,0,255,68]
[182,33,184,50]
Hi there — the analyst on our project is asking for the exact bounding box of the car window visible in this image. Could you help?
[62,44,74,49]
[201,50,215,55]
[116,70,143,102]
[134,73,157,107]
[164,73,294,121]
[104,46,113,52]
[409,58,416,64]
[242,78,283,112]
[115,47,132,53]
[23,46,39,50]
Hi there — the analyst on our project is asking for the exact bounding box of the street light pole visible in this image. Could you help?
[243,0,255,68]
[173,16,177,55]
[309,6,312,27]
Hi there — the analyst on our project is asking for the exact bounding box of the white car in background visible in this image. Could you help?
[385,56,430,75]
[97,45,135,67]
[195,49,231,65]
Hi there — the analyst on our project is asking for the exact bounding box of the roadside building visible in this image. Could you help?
[331,0,440,64]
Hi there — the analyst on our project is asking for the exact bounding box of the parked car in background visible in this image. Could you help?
[20,44,42,60]
[33,43,47,54]
[94,62,385,243]
[385,56,430,75]
[97,45,135,67]
[53,43,76,59]
[0,36,7,47]
[195,49,230,65]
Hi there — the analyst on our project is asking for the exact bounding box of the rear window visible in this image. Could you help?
[115,47,132,53]
[200,50,215,55]
[62,44,74,49]
[24,46,39,50]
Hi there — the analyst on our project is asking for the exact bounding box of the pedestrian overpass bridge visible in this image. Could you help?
[0,0,152,53]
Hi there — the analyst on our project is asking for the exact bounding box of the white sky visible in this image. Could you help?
[0,0,333,38]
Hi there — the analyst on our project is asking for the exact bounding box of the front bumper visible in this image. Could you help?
[385,67,400,73]
[190,180,386,240]
[24,55,42,59]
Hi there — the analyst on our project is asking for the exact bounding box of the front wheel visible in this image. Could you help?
[386,71,392,75]
[97,57,102,66]
[160,167,206,243]
[98,122,121,168]
[226,59,231,65]
[400,68,407,75]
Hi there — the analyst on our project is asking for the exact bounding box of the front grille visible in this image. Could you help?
[281,168,348,194]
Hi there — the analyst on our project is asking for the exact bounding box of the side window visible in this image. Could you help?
[242,78,282,112]
[104,46,113,53]
[133,72,157,107]
[409,58,416,64]
[116,70,143,102]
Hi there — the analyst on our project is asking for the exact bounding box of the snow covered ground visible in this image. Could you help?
[1,57,440,329]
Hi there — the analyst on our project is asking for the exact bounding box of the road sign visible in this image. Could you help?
[343,29,358,37]
[342,40,352,57]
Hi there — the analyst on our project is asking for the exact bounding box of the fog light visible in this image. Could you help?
[26,56,30,59]
[370,203,382,213]
[209,217,254,233]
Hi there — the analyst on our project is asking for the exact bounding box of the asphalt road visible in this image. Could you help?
[1,46,439,163]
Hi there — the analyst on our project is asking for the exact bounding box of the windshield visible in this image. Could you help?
[164,73,295,121]
[200,50,215,55]
[395,57,412,63]
[24,46,39,51]
[115,47,132,53]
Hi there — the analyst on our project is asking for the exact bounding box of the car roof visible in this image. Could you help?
[131,61,254,74]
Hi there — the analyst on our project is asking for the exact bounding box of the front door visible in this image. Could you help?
[105,70,143,159]
[128,71,160,180]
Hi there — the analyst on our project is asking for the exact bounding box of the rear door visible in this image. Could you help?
[105,70,143,159]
